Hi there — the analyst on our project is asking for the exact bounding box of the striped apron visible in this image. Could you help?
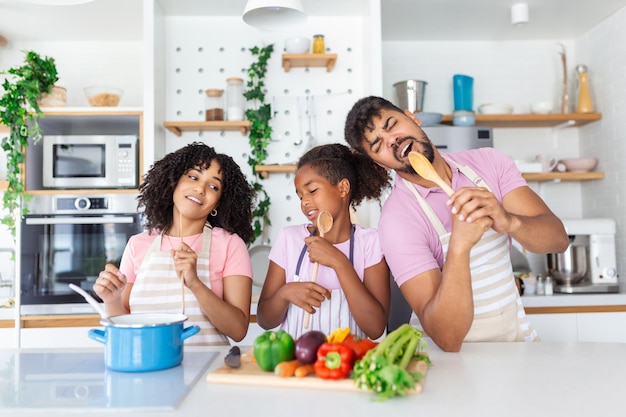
[280,226,366,340]
[129,226,229,346]
[402,160,538,342]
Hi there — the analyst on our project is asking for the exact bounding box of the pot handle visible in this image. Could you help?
[181,325,200,341]
[88,328,107,344]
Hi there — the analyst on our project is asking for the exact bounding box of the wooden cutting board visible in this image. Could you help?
[206,349,428,393]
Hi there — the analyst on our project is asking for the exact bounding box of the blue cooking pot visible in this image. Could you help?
[88,313,200,372]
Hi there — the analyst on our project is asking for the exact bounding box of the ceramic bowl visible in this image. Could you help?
[559,157,598,172]
[477,103,514,114]
[415,112,443,126]
[284,36,310,54]
[452,110,475,126]
[530,101,554,114]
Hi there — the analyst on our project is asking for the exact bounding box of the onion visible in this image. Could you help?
[294,331,327,364]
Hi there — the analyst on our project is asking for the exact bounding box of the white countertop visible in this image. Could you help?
[3,341,626,417]
[521,292,626,307]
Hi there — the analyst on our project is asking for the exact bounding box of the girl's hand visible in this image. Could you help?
[282,281,331,314]
[304,236,346,269]
[172,242,201,288]
[93,263,126,303]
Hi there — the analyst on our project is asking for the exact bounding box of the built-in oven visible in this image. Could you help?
[20,193,144,305]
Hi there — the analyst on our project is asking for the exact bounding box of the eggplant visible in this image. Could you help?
[224,346,241,368]
[294,331,327,364]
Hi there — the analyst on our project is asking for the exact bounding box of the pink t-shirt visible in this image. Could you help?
[380,147,527,287]
[269,223,383,288]
[119,227,252,299]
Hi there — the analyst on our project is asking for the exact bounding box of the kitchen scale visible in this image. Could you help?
[0,350,217,411]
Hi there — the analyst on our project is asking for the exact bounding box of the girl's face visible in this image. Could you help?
[174,161,223,222]
[294,164,347,224]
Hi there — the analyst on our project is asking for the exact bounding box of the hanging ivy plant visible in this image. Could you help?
[0,50,58,238]
[244,44,274,243]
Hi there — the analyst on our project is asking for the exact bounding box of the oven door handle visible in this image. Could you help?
[25,216,136,225]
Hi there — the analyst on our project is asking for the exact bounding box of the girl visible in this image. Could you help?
[93,142,254,346]
[257,143,392,340]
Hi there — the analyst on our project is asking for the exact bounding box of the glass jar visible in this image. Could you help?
[313,34,325,54]
[204,89,224,121]
[225,77,245,121]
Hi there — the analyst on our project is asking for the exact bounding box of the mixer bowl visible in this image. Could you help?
[546,236,589,286]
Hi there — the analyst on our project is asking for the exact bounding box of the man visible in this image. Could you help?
[344,96,569,352]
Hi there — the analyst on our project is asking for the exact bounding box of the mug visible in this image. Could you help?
[535,154,558,172]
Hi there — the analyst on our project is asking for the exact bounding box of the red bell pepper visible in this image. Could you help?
[313,342,355,380]
[342,334,379,360]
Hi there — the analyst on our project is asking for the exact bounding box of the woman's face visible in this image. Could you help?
[294,164,346,224]
[174,161,223,222]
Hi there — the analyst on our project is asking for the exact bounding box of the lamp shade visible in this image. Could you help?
[511,3,529,26]
[243,0,307,30]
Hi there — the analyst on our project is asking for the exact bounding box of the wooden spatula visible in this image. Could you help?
[408,151,454,196]
[303,210,333,329]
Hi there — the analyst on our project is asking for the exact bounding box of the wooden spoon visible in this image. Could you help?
[303,210,334,329]
[408,151,454,196]
[179,211,185,315]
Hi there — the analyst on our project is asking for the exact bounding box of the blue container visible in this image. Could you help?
[88,313,200,372]
[453,74,474,111]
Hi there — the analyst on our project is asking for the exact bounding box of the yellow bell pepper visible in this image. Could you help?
[327,327,350,344]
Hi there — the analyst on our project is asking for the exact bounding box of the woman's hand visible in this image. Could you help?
[93,263,126,304]
[172,242,201,289]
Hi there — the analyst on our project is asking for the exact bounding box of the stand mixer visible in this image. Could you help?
[546,218,620,294]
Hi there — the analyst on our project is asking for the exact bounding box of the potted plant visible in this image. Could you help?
[244,44,274,243]
[0,50,58,238]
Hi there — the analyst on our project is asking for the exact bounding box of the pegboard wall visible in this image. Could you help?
[162,16,371,246]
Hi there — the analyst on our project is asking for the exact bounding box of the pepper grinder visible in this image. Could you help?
[576,65,593,113]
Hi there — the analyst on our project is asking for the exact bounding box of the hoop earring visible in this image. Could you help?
[210,209,218,217]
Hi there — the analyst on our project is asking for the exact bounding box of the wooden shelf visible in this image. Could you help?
[255,165,603,182]
[163,120,250,137]
[282,53,337,73]
[26,188,139,195]
[0,180,7,191]
[440,112,602,128]
[522,171,604,182]
[255,164,296,178]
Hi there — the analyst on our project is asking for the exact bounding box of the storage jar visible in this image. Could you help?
[313,34,325,54]
[205,89,224,121]
[226,77,245,121]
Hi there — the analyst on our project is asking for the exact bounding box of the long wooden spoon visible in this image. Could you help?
[408,151,454,196]
[303,210,334,329]
[179,211,185,315]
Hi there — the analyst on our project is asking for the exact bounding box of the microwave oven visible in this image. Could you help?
[42,135,138,189]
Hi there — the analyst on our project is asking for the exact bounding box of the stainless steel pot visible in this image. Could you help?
[546,235,589,286]
[393,80,427,113]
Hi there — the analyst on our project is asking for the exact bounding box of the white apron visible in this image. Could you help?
[403,159,538,342]
[280,226,366,340]
[129,226,229,346]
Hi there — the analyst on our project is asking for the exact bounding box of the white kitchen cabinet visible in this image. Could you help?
[527,312,626,343]
[0,328,16,348]
[20,327,103,349]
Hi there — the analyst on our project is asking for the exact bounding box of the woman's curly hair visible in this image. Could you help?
[138,142,255,244]
[296,143,391,210]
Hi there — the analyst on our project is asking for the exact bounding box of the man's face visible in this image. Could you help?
[361,109,435,175]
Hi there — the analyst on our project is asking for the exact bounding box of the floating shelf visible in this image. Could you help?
[254,164,604,182]
[439,113,602,128]
[163,120,250,137]
[521,171,604,182]
[282,53,337,73]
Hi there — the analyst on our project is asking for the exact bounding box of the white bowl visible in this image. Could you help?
[415,111,443,126]
[477,103,514,114]
[530,101,553,114]
[559,157,598,172]
[284,36,310,54]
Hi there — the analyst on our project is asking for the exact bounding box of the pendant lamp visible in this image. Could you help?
[243,0,307,30]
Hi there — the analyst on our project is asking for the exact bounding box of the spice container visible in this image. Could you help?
[204,89,224,121]
[225,77,245,121]
[313,34,325,54]
[535,274,545,296]
[544,276,554,295]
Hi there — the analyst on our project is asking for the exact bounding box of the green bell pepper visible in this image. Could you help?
[253,330,295,372]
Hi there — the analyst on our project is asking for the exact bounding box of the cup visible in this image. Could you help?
[535,154,558,172]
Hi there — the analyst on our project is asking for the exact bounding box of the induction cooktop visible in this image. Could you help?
[0,350,217,411]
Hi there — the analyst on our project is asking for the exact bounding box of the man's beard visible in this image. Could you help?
[397,139,436,175]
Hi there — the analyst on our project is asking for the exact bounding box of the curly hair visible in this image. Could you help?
[296,143,391,210]
[344,96,404,155]
[137,142,255,244]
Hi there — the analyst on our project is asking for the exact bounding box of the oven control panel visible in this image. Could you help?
[56,197,109,211]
